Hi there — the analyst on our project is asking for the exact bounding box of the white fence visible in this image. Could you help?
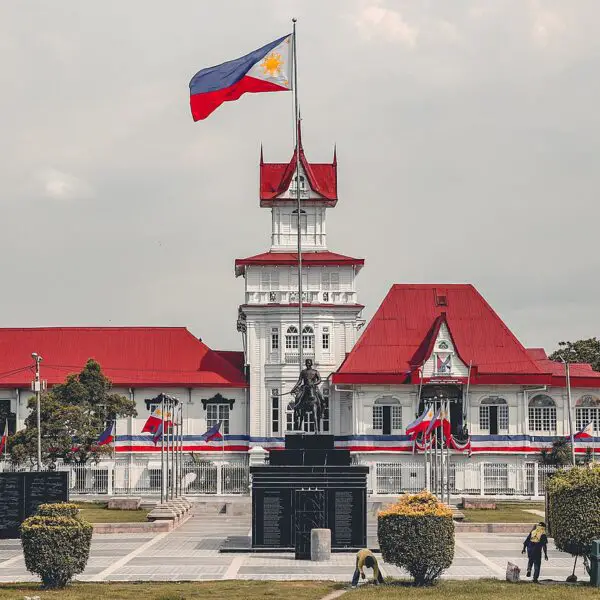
[0,459,558,498]
[370,462,558,497]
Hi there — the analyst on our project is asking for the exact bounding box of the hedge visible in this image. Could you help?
[21,514,93,588]
[378,491,454,585]
[36,503,80,519]
[547,465,600,567]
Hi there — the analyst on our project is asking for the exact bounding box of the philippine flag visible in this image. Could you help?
[96,422,114,447]
[142,407,172,435]
[189,34,292,121]
[574,421,594,439]
[0,421,7,455]
[406,406,434,437]
[202,422,223,442]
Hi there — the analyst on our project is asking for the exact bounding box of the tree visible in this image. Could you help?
[540,437,573,466]
[550,339,600,372]
[9,359,136,468]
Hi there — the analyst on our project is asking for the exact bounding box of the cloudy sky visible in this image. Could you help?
[1,1,599,353]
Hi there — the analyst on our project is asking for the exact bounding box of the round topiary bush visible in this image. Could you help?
[547,465,600,572]
[36,503,80,519]
[21,515,93,588]
[378,490,454,585]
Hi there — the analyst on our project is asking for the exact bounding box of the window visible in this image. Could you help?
[291,209,307,234]
[372,398,402,434]
[260,269,279,291]
[206,403,229,434]
[271,327,279,351]
[292,174,306,190]
[271,388,280,434]
[575,394,600,433]
[322,327,330,351]
[285,326,299,350]
[322,270,340,292]
[479,397,509,434]
[528,395,556,433]
[302,325,314,350]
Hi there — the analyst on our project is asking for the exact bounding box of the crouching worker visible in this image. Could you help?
[351,549,384,588]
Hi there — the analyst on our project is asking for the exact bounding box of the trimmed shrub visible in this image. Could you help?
[547,465,600,571]
[378,491,454,585]
[21,515,93,588]
[36,503,80,519]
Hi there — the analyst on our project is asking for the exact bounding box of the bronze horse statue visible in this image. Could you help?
[293,383,323,433]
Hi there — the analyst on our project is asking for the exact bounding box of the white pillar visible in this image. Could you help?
[479,462,485,496]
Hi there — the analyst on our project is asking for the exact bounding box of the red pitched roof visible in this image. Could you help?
[333,284,597,386]
[235,251,364,277]
[527,348,600,379]
[0,327,247,388]
[214,350,246,373]
[260,123,337,205]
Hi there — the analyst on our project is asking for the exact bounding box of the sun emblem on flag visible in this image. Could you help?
[260,52,284,79]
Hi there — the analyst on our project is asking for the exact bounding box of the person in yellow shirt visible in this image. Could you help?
[351,549,384,588]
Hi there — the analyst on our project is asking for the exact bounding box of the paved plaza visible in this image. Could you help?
[0,508,589,583]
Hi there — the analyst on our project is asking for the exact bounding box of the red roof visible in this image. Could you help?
[527,348,600,379]
[260,123,337,205]
[214,350,246,373]
[333,284,600,387]
[235,251,364,277]
[0,327,247,388]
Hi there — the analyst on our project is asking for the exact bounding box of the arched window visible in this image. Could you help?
[302,325,314,351]
[528,394,556,433]
[372,396,402,435]
[285,326,298,350]
[479,397,509,434]
[575,395,600,434]
[293,174,306,190]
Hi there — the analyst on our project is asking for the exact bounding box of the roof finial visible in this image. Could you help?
[333,143,337,165]
[260,143,264,165]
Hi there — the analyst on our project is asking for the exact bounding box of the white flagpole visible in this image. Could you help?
[160,395,165,504]
[292,18,304,378]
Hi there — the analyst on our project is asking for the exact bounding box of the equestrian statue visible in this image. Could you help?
[289,358,325,433]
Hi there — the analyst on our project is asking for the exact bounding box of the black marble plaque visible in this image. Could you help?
[24,472,69,518]
[329,488,365,548]
[0,473,25,539]
[252,488,292,547]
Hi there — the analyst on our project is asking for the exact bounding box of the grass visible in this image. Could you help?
[350,579,596,598]
[462,502,545,523]
[0,581,338,600]
[75,501,150,523]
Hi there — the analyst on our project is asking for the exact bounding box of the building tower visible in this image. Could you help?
[235,125,365,443]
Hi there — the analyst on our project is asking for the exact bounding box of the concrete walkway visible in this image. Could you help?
[0,511,587,583]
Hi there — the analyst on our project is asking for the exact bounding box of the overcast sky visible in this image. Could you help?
[1,1,599,354]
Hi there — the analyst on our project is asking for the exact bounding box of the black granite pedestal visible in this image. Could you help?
[250,434,368,558]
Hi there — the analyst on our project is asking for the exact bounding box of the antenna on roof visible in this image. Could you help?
[333,143,337,165]
[260,143,264,165]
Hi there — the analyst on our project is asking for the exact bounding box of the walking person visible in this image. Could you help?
[522,521,548,583]
[351,549,384,588]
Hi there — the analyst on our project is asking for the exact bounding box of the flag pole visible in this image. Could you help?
[292,18,304,383]
[160,395,165,504]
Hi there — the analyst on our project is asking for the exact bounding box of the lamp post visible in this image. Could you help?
[560,355,576,467]
[31,353,43,471]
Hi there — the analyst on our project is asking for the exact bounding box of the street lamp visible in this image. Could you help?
[560,354,576,467]
[31,353,43,471]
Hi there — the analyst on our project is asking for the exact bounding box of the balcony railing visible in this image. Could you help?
[285,352,315,364]
[289,187,309,198]
[246,291,357,305]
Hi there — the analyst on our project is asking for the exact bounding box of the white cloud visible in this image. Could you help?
[354,2,419,47]
[35,168,94,201]
[529,1,566,47]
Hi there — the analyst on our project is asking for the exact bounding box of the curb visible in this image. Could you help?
[455,523,534,534]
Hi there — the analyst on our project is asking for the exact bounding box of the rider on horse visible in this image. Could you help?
[290,359,324,431]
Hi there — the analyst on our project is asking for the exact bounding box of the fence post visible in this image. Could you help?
[216,462,223,495]
[425,460,431,492]
[534,462,539,498]
[107,462,114,496]
[479,463,485,496]
[369,462,377,495]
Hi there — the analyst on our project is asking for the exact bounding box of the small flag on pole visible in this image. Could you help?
[0,421,7,455]
[189,34,293,121]
[574,421,594,439]
[96,422,114,446]
[152,422,164,446]
[202,422,223,442]
[406,406,434,437]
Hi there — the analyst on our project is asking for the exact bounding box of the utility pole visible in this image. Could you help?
[31,353,43,471]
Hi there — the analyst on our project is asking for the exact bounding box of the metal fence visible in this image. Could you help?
[0,459,559,498]
[369,462,558,497]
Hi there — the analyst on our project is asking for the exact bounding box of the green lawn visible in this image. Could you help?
[75,501,150,523]
[462,502,545,523]
[350,580,595,599]
[0,581,338,600]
